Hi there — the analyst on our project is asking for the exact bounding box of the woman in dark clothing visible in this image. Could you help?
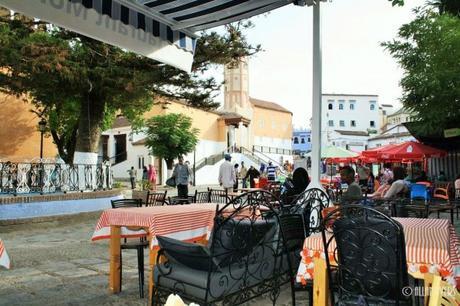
[244,166,260,188]
[281,167,310,205]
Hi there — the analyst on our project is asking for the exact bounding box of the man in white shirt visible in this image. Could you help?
[219,154,236,192]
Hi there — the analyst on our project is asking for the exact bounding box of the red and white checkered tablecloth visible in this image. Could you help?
[0,238,10,269]
[91,203,218,248]
[297,218,460,288]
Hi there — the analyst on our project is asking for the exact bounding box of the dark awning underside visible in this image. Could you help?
[0,0,306,71]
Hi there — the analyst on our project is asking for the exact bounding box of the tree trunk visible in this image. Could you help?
[74,93,105,164]
[50,122,78,164]
[166,159,174,170]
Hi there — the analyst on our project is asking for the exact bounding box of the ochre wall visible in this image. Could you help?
[144,101,226,142]
[252,106,293,139]
[0,94,57,160]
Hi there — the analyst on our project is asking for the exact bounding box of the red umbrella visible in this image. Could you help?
[378,141,447,161]
[361,143,400,158]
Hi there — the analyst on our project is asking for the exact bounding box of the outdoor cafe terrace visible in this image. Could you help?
[1,182,460,306]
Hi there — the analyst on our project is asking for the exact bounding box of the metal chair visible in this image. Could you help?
[111,198,148,298]
[279,213,312,306]
[168,195,194,205]
[194,190,211,203]
[145,191,167,206]
[208,188,230,204]
[321,205,411,305]
[153,191,289,305]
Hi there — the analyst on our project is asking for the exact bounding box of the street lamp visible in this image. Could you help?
[38,118,47,159]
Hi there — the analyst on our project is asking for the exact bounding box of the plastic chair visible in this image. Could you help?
[410,183,430,202]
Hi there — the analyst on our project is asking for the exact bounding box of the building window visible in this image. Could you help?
[259,119,264,128]
[383,110,387,115]
[308,137,311,142]
[272,122,277,129]
[370,120,375,127]
[339,120,345,127]
[293,137,299,144]
[370,103,376,111]
[351,120,356,127]
[301,138,305,144]
[328,120,334,127]
[339,104,344,110]
[328,103,333,110]
[138,156,145,169]
[350,103,355,110]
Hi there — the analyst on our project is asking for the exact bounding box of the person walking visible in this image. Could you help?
[266,161,277,182]
[240,161,248,188]
[148,164,157,190]
[233,163,239,192]
[218,154,236,192]
[244,165,260,188]
[127,166,137,190]
[172,156,192,198]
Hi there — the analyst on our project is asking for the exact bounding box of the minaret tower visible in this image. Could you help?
[223,58,251,118]
[223,58,253,150]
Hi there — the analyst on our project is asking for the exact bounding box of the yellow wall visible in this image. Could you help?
[0,94,57,160]
[252,106,293,139]
[144,100,226,142]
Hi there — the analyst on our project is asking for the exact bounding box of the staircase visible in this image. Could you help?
[194,146,289,176]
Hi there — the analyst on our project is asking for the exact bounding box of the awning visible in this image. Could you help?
[0,0,304,72]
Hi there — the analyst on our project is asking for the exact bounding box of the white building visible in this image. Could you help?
[367,124,415,148]
[322,94,381,152]
[368,107,416,148]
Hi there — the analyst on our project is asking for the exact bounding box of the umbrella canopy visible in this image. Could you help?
[322,146,358,163]
[361,143,399,158]
[378,141,447,161]
[0,0,306,72]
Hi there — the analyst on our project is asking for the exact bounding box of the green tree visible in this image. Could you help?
[382,9,460,133]
[0,9,259,163]
[145,114,199,171]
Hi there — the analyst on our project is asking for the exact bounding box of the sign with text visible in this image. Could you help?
[0,0,194,72]
[444,128,460,138]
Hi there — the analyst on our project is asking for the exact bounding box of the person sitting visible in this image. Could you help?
[383,166,409,199]
[368,183,391,198]
[437,171,447,182]
[414,171,429,182]
[340,166,362,203]
[455,174,460,199]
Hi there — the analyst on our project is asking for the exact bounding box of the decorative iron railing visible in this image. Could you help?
[0,160,112,195]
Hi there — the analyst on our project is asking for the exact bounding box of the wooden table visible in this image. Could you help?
[238,188,264,192]
[91,203,218,301]
[0,238,10,269]
[296,218,460,305]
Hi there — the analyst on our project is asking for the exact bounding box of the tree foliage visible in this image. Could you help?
[382,8,460,133]
[145,114,199,169]
[0,9,260,163]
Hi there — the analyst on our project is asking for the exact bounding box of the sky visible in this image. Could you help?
[204,0,427,128]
